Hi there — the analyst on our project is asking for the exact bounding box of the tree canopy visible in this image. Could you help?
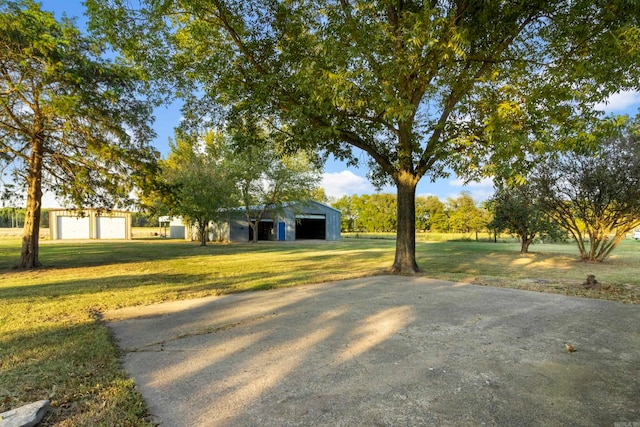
[0,0,157,267]
[88,0,640,273]
[534,116,640,262]
[159,132,237,246]
[331,192,490,235]
[447,192,487,238]
[416,195,448,232]
[487,182,562,253]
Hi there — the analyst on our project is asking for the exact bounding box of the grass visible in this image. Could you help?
[343,230,498,241]
[1,229,639,425]
[416,239,640,302]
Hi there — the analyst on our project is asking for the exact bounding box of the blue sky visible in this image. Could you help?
[39,1,640,206]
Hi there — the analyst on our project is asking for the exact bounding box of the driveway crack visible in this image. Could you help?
[124,312,279,352]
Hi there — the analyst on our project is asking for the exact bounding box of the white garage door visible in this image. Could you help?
[58,216,90,239]
[97,217,126,239]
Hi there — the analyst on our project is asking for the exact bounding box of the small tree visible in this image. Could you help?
[425,196,450,233]
[535,117,640,261]
[161,133,236,246]
[225,126,321,243]
[332,195,356,232]
[416,195,449,232]
[488,182,563,253]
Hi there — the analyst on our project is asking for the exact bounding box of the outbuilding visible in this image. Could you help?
[49,209,132,240]
[171,200,341,242]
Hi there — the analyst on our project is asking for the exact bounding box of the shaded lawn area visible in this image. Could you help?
[1,237,639,425]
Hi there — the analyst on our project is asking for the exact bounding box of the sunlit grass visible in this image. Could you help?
[415,239,640,302]
[1,232,639,425]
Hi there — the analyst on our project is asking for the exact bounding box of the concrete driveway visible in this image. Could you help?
[105,276,640,426]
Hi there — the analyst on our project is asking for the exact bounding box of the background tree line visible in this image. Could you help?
[0,208,31,228]
[332,192,489,236]
[0,208,52,228]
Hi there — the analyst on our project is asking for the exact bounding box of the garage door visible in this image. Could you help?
[97,216,126,239]
[295,214,326,240]
[57,216,90,239]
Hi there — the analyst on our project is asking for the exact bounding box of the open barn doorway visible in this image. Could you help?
[295,215,326,240]
[248,220,275,241]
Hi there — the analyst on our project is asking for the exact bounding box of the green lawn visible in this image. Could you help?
[1,234,639,425]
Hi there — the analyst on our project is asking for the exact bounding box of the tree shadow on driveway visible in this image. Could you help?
[106,276,640,427]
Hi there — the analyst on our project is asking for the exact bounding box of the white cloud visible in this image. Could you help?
[447,177,494,202]
[595,90,640,113]
[321,170,375,198]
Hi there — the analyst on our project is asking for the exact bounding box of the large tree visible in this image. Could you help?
[534,116,640,262]
[0,0,156,268]
[88,0,640,273]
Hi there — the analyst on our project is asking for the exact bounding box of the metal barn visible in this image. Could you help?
[231,200,341,242]
[174,200,341,242]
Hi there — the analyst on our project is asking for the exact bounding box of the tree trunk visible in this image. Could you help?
[594,232,625,262]
[248,208,268,243]
[251,220,259,243]
[520,237,532,253]
[390,173,420,274]
[20,137,44,268]
[199,222,207,246]
[244,206,260,243]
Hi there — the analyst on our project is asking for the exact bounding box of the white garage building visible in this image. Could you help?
[49,209,132,240]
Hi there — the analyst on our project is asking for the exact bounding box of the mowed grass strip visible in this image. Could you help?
[1,235,639,425]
